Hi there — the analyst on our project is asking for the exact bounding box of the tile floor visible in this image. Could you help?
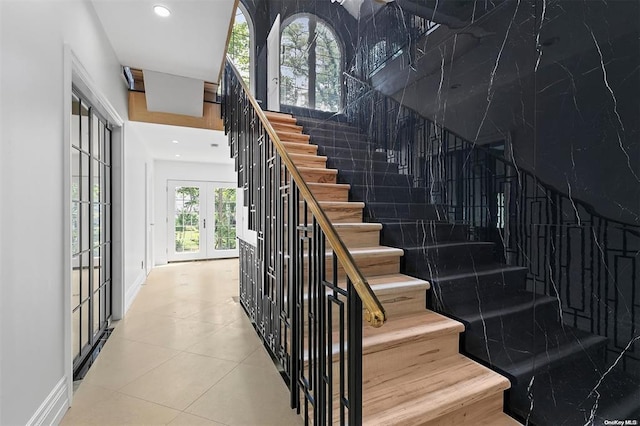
[61,259,302,426]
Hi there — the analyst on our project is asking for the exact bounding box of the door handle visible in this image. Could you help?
[203,219,206,229]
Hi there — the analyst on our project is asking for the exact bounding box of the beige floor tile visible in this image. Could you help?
[82,339,180,390]
[186,364,302,426]
[61,391,180,425]
[241,346,276,369]
[68,382,115,407]
[125,318,222,351]
[119,352,238,410]
[144,298,218,320]
[186,301,246,326]
[109,312,180,342]
[185,325,261,362]
[168,412,227,426]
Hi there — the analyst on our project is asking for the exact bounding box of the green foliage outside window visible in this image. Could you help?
[281,16,341,112]
[229,9,251,87]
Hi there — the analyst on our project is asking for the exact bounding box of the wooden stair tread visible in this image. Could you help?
[317,201,365,208]
[272,123,303,133]
[326,245,402,257]
[282,141,318,152]
[290,153,328,161]
[367,273,431,293]
[362,354,511,424]
[298,166,337,174]
[362,311,464,352]
[330,222,381,230]
[307,182,350,190]
[277,130,310,141]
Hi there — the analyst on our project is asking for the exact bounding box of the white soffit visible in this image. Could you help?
[143,70,204,117]
[91,0,236,82]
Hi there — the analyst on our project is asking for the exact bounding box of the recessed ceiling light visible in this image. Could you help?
[175,154,181,158]
[154,5,171,17]
[210,143,219,147]
[172,140,179,144]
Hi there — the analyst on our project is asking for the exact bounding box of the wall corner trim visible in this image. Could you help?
[26,378,69,426]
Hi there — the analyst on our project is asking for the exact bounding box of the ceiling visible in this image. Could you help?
[91,0,236,160]
[129,122,234,164]
[91,0,236,82]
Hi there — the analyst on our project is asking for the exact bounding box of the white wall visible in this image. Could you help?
[153,160,236,265]
[123,123,153,312]
[0,1,128,424]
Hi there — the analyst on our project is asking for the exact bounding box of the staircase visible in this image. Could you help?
[265,111,519,425]
[272,111,640,425]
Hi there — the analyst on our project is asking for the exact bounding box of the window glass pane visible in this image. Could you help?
[175,187,200,253]
[80,202,91,253]
[214,188,237,250]
[104,128,111,165]
[80,101,90,153]
[72,201,81,255]
[92,114,100,160]
[80,153,90,201]
[81,251,91,303]
[93,288,100,337]
[93,203,101,248]
[72,255,81,310]
[72,149,81,201]
[81,302,90,348]
[229,7,251,86]
[72,308,80,360]
[281,17,310,108]
[72,95,81,149]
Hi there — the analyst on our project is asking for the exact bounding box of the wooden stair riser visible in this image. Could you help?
[307,184,350,202]
[271,122,304,133]
[326,253,400,279]
[293,224,380,248]
[423,393,505,426]
[299,204,363,223]
[282,142,318,155]
[296,168,337,184]
[375,288,428,319]
[290,154,327,169]
[362,333,460,380]
[265,112,297,124]
[300,286,427,331]
[277,131,310,143]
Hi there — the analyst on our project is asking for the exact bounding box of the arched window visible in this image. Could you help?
[228,3,255,94]
[281,15,342,112]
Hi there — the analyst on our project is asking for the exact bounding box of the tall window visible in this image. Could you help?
[228,4,253,91]
[281,15,342,112]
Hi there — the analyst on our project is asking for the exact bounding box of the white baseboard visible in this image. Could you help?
[26,378,68,426]
[124,271,146,314]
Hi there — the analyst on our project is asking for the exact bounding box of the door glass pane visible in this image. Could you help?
[80,101,90,153]
[93,289,100,336]
[174,187,200,253]
[81,302,90,349]
[92,114,100,160]
[72,95,81,149]
[214,188,237,250]
[72,201,80,255]
[72,308,80,360]
[72,255,81,310]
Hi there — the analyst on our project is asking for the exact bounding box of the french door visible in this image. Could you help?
[167,180,238,261]
[71,88,112,375]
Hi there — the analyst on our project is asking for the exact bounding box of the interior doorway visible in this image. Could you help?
[167,180,238,261]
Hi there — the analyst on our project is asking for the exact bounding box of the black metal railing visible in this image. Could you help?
[353,3,438,80]
[224,58,386,425]
[343,72,640,375]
